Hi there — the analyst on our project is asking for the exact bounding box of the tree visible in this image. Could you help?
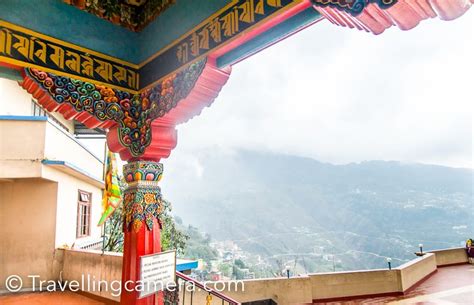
[102,203,124,252]
[218,262,232,277]
[160,199,189,256]
[183,225,218,266]
[234,259,246,269]
[102,178,189,254]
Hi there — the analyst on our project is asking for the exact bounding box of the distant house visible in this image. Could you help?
[0,78,105,290]
[209,271,222,281]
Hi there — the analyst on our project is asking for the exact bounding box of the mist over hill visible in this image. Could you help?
[163,150,473,273]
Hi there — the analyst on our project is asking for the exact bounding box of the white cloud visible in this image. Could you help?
[169,11,473,169]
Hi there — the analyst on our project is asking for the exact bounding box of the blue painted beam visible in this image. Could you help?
[0,0,138,62]
[0,0,228,64]
[0,115,48,121]
[0,66,22,81]
[216,7,322,68]
[42,159,104,184]
[137,0,229,63]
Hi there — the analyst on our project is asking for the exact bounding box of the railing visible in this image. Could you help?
[172,271,240,305]
[31,99,70,133]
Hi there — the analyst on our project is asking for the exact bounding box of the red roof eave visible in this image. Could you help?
[315,0,473,35]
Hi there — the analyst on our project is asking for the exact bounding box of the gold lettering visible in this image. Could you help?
[267,0,282,7]
[176,43,189,64]
[239,0,255,23]
[221,8,239,38]
[255,0,265,14]
[209,18,222,43]
[0,29,12,56]
[95,59,113,82]
[190,32,200,57]
[81,55,94,77]
[113,65,127,84]
[12,34,30,59]
[128,70,138,90]
[29,37,47,64]
[49,45,65,69]
[198,27,210,50]
[65,51,81,73]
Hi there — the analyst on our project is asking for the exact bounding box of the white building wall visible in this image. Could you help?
[0,78,75,132]
[0,78,105,250]
[0,78,32,115]
[44,122,104,180]
[43,167,103,248]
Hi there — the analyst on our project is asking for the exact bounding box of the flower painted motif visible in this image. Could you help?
[144,193,156,205]
[133,219,143,232]
[122,161,165,232]
[123,188,164,232]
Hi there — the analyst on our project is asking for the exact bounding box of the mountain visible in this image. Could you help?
[162,150,473,273]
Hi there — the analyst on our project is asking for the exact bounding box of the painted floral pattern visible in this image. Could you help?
[26,58,206,157]
[123,161,165,232]
[64,0,176,31]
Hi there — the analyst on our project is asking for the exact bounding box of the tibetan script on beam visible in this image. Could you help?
[0,21,139,92]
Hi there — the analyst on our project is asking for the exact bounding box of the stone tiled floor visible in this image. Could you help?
[314,264,474,305]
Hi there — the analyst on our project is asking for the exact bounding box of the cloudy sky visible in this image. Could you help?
[82,10,472,172]
[162,10,473,171]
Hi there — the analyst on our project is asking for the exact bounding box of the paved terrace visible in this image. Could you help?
[314,264,473,305]
[0,248,472,305]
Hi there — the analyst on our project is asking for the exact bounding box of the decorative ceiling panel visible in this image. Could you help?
[63,0,176,32]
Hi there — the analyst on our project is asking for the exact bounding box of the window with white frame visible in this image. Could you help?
[77,190,92,238]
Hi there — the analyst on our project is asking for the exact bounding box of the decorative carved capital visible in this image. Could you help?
[123,161,165,232]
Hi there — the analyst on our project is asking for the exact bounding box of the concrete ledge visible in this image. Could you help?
[310,269,400,300]
[429,247,468,266]
[62,248,122,302]
[397,253,437,292]
[42,160,104,188]
[309,253,441,303]
[55,248,469,305]
[0,115,47,121]
[223,276,313,305]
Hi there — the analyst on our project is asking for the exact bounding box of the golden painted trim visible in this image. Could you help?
[126,180,161,189]
[140,0,303,91]
[1,0,303,93]
[138,0,240,68]
[1,0,302,70]
[0,20,139,69]
[1,56,140,94]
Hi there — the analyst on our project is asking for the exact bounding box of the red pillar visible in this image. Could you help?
[108,122,178,305]
[120,161,165,305]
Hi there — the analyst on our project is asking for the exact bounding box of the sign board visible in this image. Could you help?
[139,250,176,298]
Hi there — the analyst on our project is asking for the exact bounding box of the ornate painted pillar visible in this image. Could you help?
[19,57,231,305]
[116,122,179,305]
[121,160,164,305]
